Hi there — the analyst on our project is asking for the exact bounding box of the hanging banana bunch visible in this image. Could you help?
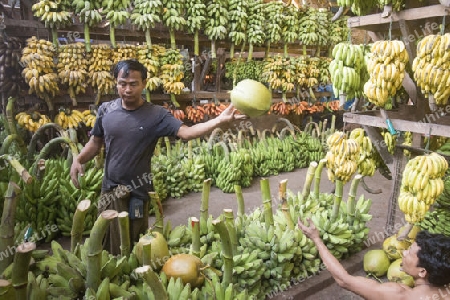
[281,4,300,57]
[104,0,130,49]
[412,34,450,107]
[349,128,377,177]
[363,40,409,108]
[328,14,349,46]
[186,0,207,56]
[162,0,187,49]
[262,1,283,57]
[227,0,248,58]
[262,54,295,102]
[298,8,323,55]
[112,44,138,65]
[31,0,72,48]
[159,48,185,107]
[336,0,377,16]
[73,0,103,52]
[204,0,228,59]
[307,57,320,90]
[325,131,360,184]
[86,44,115,105]
[20,37,59,112]
[136,45,163,102]
[245,0,264,61]
[378,0,405,11]
[131,0,162,47]
[318,57,332,85]
[57,42,88,106]
[0,36,25,98]
[292,55,308,98]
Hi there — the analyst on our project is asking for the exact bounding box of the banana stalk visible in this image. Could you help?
[223,209,238,254]
[0,135,19,156]
[71,199,91,253]
[331,179,344,222]
[260,178,274,229]
[314,159,328,200]
[27,123,65,162]
[0,279,14,299]
[86,210,118,290]
[135,266,168,300]
[212,219,233,286]
[347,174,363,225]
[279,179,294,230]
[11,242,35,299]
[302,161,318,199]
[190,217,200,257]
[35,137,79,163]
[5,97,26,155]
[116,212,130,258]
[149,192,164,234]
[234,184,245,233]
[0,156,32,184]
[0,181,21,272]
[200,178,212,235]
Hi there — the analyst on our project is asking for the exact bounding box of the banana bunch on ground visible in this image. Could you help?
[81,109,97,128]
[412,34,450,106]
[326,131,360,184]
[183,155,206,193]
[151,154,169,201]
[364,40,409,107]
[54,108,85,129]
[31,0,72,29]
[200,141,224,185]
[0,36,23,97]
[15,111,52,133]
[87,44,115,105]
[26,272,50,299]
[215,145,253,193]
[436,174,450,208]
[304,134,325,165]
[288,133,309,169]
[329,42,364,99]
[347,195,372,254]
[136,45,162,95]
[398,153,448,223]
[297,7,328,47]
[418,207,450,237]
[251,134,293,177]
[57,42,88,106]
[230,248,266,297]
[21,37,59,110]
[163,222,192,253]
[163,141,190,198]
[159,48,185,105]
[380,130,396,154]
[336,0,377,16]
[349,128,377,176]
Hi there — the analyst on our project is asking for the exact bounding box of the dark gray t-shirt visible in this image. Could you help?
[91,98,183,199]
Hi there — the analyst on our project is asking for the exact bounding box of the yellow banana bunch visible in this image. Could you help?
[112,44,138,65]
[54,108,85,129]
[398,153,448,223]
[87,44,115,105]
[82,109,97,128]
[364,40,409,108]
[262,54,296,101]
[402,131,412,157]
[31,0,72,28]
[326,131,360,184]
[136,45,163,93]
[57,42,88,106]
[21,37,59,109]
[412,34,450,106]
[159,48,185,105]
[380,130,396,154]
[15,111,51,133]
[349,128,377,176]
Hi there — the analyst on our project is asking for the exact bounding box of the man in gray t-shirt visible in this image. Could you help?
[70,59,245,255]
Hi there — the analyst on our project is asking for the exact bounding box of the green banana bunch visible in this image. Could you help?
[204,0,229,58]
[380,129,396,154]
[183,155,206,193]
[231,248,265,296]
[227,0,248,57]
[131,0,162,32]
[27,272,49,299]
[31,0,72,29]
[164,222,192,253]
[245,0,265,60]
[215,144,253,193]
[336,0,377,16]
[224,59,264,83]
[378,0,405,11]
[328,14,349,45]
[263,1,284,51]
[348,195,372,254]
[318,57,332,85]
[304,134,325,166]
[418,207,450,237]
[299,7,329,47]
[163,0,187,48]
[436,173,450,208]
[186,0,207,56]
[281,4,300,50]
[76,1,103,27]
[151,154,169,201]
[412,34,450,106]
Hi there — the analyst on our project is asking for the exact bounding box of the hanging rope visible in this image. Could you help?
[388,16,393,41]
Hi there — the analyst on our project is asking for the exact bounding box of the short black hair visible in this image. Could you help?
[416,230,450,286]
[113,59,147,81]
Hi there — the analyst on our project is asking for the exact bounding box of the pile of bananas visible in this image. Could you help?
[326,131,360,184]
[0,36,23,97]
[336,0,377,16]
[186,105,206,123]
[398,153,448,223]
[418,207,450,237]
[57,42,88,106]
[151,153,169,201]
[349,128,377,176]
[15,111,51,133]
[182,142,206,193]
[159,49,185,105]
[54,108,85,129]
[21,37,59,110]
[329,42,365,99]
[162,140,190,198]
[364,40,409,107]
[270,102,292,115]
[216,145,253,193]
[412,34,450,106]
[298,7,329,47]
[380,129,396,154]
[87,44,115,105]
[81,109,97,128]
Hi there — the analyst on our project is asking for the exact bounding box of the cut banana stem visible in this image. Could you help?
[314,159,327,200]
[279,179,295,230]
[142,241,152,266]
[84,24,91,53]
[0,279,14,299]
[11,242,36,300]
[212,219,233,286]
[200,178,212,235]
[0,155,32,184]
[223,209,238,254]
[118,211,130,257]
[149,192,164,234]
[70,199,91,253]
[170,94,181,108]
[331,179,344,222]
[261,178,274,229]
[135,266,168,300]
[190,217,201,257]
[302,161,318,199]
[347,174,363,225]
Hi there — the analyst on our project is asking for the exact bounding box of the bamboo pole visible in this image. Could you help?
[347,175,363,225]
[86,210,118,290]
[0,182,21,272]
[190,217,200,257]
[302,161,318,200]
[223,209,237,255]
[0,279,14,300]
[313,159,328,200]
[11,242,35,300]
[118,212,130,258]
[260,178,274,230]
[212,219,233,287]
[135,266,168,300]
[279,179,294,230]
[200,179,212,235]
[149,192,163,234]
[71,199,91,253]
